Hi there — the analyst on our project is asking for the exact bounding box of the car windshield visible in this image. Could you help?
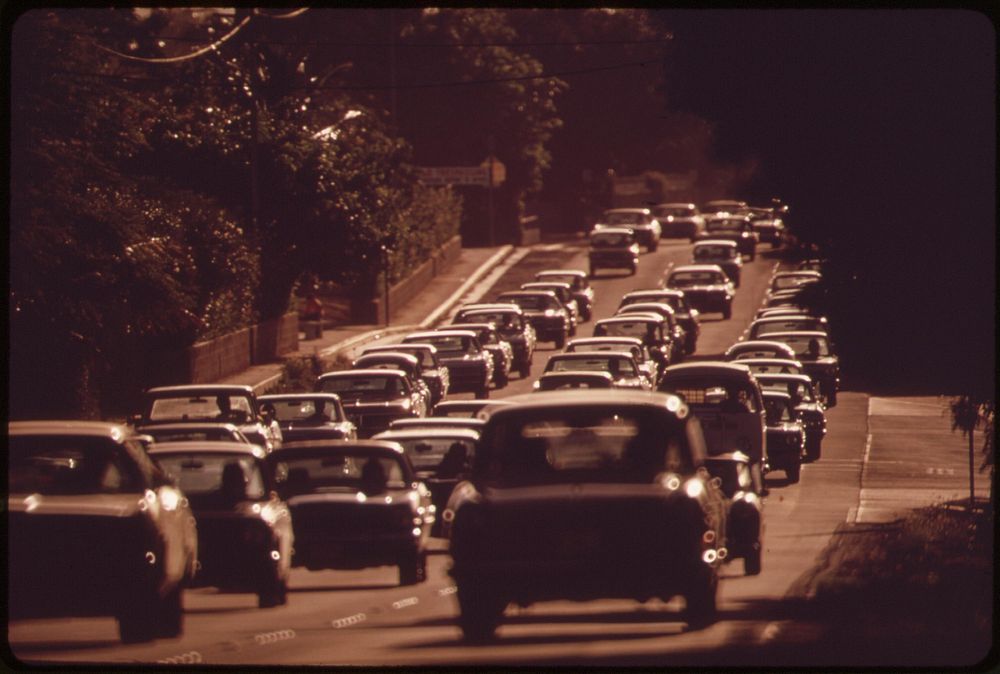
[759,379,816,403]
[764,398,794,424]
[320,376,405,397]
[271,451,407,497]
[147,393,254,424]
[669,271,723,287]
[538,273,580,288]
[772,275,817,290]
[480,408,692,486]
[457,312,521,331]
[776,335,831,358]
[538,376,613,391]
[706,219,742,232]
[756,319,819,336]
[595,321,652,339]
[548,356,635,376]
[502,295,559,312]
[9,436,146,496]
[590,232,631,247]
[387,437,473,478]
[266,398,340,423]
[603,211,647,225]
[155,453,266,501]
[143,427,246,443]
[661,379,759,413]
[695,246,735,260]
[653,206,695,218]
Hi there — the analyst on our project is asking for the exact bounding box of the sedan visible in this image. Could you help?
[539,351,650,390]
[534,269,595,322]
[317,369,426,438]
[402,330,494,398]
[258,393,357,442]
[664,265,735,319]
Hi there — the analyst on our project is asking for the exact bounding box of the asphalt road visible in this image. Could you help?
[8,238,874,667]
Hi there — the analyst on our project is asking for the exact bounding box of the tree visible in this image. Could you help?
[950,396,995,509]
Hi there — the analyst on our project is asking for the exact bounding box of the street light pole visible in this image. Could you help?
[381,243,390,326]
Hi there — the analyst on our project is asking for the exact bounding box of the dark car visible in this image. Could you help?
[137,422,252,445]
[764,331,840,407]
[149,441,294,607]
[362,343,450,406]
[755,373,827,461]
[748,315,830,341]
[446,390,727,639]
[8,421,199,643]
[768,270,822,295]
[664,265,735,319]
[534,269,595,322]
[615,302,686,364]
[693,240,743,287]
[436,322,513,388]
[588,226,640,276]
[352,351,434,413]
[372,428,479,537]
[317,369,426,438]
[452,304,536,378]
[724,340,798,362]
[258,393,358,442]
[697,215,758,260]
[761,391,807,483]
[595,207,662,251]
[747,207,786,247]
[701,199,748,217]
[136,384,282,452]
[620,289,701,355]
[402,330,494,398]
[652,202,705,239]
[533,371,616,391]
[539,351,650,390]
[521,281,580,335]
[495,291,571,349]
[593,315,673,369]
[432,399,515,419]
[704,452,764,575]
[267,440,435,584]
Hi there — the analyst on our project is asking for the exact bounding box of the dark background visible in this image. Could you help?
[655,9,995,397]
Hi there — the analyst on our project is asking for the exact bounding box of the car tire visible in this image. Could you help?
[569,322,577,337]
[476,384,490,399]
[744,546,762,576]
[258,571,288,608]
[734,274,741,288]
[155,585,184,638]
[683,566,718,630]
[787,460,801,484]
[589,265,598,276]
[457,583,506,642]
[519,361,531,379]
[649,241,658,253]
[494,368,509,388]
[119,589,170,643]
[555,334,566,349]
[398,551,427,586]
[806,436,822,462]
[629,264,637,276]
[722,304,732,320]
[825,388,838,408]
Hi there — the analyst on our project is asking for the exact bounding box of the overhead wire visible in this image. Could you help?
[93,15,251,64]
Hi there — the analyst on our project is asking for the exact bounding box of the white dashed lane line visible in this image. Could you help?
[157,651,203,665]
[254,629,296,646]
[437,585,457,597]
[392,596,420,610]
[331,613,368,629]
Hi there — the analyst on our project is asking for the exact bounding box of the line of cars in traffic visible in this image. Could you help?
[9,207,832,647]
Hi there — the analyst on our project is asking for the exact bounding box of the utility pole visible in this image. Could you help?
[389,9,397,121]
[381,243,390,326]
[487,135,496,247]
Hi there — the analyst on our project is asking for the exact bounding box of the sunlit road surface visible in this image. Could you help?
[9,240,873,666]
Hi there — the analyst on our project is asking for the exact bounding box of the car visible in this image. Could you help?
[539,351,651,390]
[8,421,198,643]
[148,441,294,607]
[389,417,486,434]
[703,452,764,575]
[692,240,743,287]
[316,369,426,437]
[761,391,806,483]
[534,269,595,322]
[371,428,479,537]
[595,207,662,251]
[615,302,686,363]
[257,393,358,442]
[593,314,674,369]
[446,390,727,639]
[746,207,786,247]
[724,340,799,362]
[651,202,705,239]
[747,315,830,341]
[402,330,494,398]
[533,370,616,391]
[494,291,571,349]
[762,293,807,311]
[352,351,434,412]
[696,215,758,260]
[700,199,748,217]
[520,281,580,334]
[768,270,822,295]
[361,343,450,406]
[755,306,823,321]
[797,259,827,272]
[135,384,282,452]
[452,304,536,378]
[737,357,806,377]
[267,440,435,584]
[136,422,253,445]
[432,399,515,419]
[664,265,735,319]
[588,227,640,276]
[755,373,827,461]
[657,362,768,495]
[566,336,659,387]
[763,331,840,407]
[619,289,701,355]
[436,323,513,389]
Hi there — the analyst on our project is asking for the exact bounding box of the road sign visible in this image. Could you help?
[416,166,490,187]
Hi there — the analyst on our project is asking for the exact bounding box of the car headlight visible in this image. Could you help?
[544,309,557,317]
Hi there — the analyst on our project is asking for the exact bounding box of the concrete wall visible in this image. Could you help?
[361,235,463,324]
[186,312,298,384]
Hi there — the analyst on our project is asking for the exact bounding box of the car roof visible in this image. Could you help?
[623,289,683,298]
[604,207,650,214]
[619,302,675,313]
[655,202,697,209]
[8,420,134,441]
[661,362,753,377]
[737,358,803,367]
[319,368,407,379]
[536,269,586,278]
[372,428,481,441]
[354,351,420,364]
[727,340,797,353]
[568,336,643,346]
[147,441,267,459]
[670,264,728,274]
[364,343,438,355]
[496,290,558,299]
[259,393,343,402]
[437,323,495,332]
[136,421,244,432]
[491,390,688,416]
[539,370,616,380]
[761,390,793,401]
[755,373,814,384]
[522,281,571,289]
[764,331,829,339]
[456,303,523,313]
[596,315,660,325]
[694,239,738,248]
[391,417,486,428]
[549,350,635,360]
[590,226,635,235]
[145,384,255,396]
[405,329,476,340]
[272,439,406,458]
[433,399,513,410]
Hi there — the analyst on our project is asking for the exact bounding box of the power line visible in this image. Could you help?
[94,15,251,64]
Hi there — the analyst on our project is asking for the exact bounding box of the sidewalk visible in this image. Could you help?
[214,245,514,393]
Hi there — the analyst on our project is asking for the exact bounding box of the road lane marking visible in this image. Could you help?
[437,585,457,596]
[254,629,296,645]
[759,622,781,642]
[392,596,420,610]
[331,613,367,629]
[850,398,874,523]
[157,651,202,665]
